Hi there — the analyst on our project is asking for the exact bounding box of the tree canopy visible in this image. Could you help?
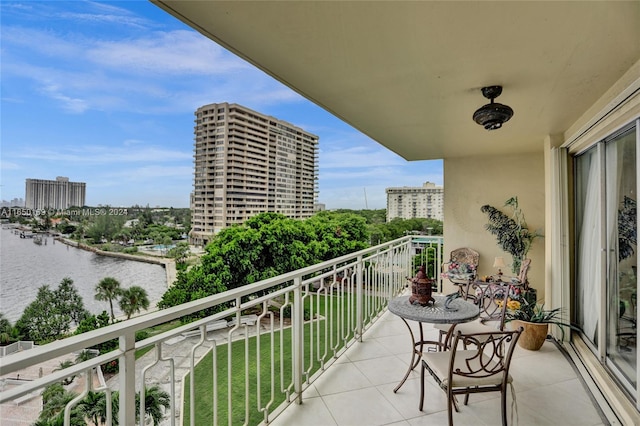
[15,278,88,343]
[158,211,369,310]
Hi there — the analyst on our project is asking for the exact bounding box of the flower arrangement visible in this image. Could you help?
[504,297,578,339]
[496,297,521,311]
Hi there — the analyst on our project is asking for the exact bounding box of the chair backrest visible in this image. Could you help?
[443,248,479,282]
[448,328,522,384]
[517,258,531,288]
[450,248,479,269]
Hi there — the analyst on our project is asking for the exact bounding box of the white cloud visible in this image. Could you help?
[41,83,89,113]
[0,161,21,171]
[1,26,83,58]
[87,30,249,76]
[320,145,405,169]
[2,25,301,115]
[14,145,192,165]
[100,165,194,181]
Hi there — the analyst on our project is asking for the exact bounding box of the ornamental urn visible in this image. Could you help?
[409,265,435,306]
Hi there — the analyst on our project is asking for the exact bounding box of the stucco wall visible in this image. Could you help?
[443,153,546,299]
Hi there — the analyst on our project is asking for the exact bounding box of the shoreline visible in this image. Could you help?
[56,237,177,287]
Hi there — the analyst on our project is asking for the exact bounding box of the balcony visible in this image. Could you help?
[269,310,606,426]
[0,237,609,425]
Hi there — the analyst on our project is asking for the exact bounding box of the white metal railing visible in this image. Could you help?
[0,341,34,357]
[0,235,443,425]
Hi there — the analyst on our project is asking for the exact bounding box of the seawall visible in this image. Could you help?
[56,238,177,287]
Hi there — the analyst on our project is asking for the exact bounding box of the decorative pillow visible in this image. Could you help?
[442,262,476,280]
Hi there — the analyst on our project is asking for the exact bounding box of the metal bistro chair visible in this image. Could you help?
[435,258,531,349]
[420,328,523,426]
[434,281,511,349]
[442,248,479,301]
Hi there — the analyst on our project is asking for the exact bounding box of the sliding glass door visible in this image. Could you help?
[606,127,637,388]
[575,122,638,395]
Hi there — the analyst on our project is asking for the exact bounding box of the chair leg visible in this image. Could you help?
[501,388,507,426]
[419,361,425,411]
[438,329,448,350]
[464,392,470,405]
[448,390,454,426]
[452,394,460,412]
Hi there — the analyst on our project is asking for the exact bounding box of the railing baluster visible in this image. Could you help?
[141,344,175,426]
[293,277,303,404]
[228,302,241,426]
[119,331,137,426]
[356,255,363,341]
[190,325,206,426]
[210,337,219,426]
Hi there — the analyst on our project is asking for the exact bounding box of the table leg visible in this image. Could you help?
[394,317,416,393]
[394,318,442,393]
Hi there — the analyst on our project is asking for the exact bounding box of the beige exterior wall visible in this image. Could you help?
[443,153,545,298]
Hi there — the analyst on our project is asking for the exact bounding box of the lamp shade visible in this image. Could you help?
[493,257,507,268]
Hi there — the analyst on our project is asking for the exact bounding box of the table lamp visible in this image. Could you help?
[493,256,506,280]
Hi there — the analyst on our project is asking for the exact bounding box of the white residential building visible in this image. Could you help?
[386,181,443,221]
[25,177,86,210]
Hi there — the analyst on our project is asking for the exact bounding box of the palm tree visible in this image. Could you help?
[137,385,171,425]
[76,391,106,426]
[53,359,75,385]
[78,386,168,426]
[118,286,150,320]
[95,277,122,323]
[75,349,98,363]
[38,383,77,422]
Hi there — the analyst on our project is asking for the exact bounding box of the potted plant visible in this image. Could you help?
[481,196,542,274]
[504,298,578,350]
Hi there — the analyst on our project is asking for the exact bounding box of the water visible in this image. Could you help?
[0,227,167,324]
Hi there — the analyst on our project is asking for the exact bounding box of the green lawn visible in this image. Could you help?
[183,292,373,425]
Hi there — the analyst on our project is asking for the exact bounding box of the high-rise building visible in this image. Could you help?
[386,181,444,222]
[25,177,86,210]
[0,198,24,208]
[190,103,319,245]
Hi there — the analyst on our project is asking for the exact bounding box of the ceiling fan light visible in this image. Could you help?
[472,86,514,130]
[473,102,514,130]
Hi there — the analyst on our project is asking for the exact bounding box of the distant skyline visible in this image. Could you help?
[1,1,443,210]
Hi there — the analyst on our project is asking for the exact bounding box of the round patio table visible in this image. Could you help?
[388,294,480,392]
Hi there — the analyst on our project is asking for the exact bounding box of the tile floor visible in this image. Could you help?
[270,309,607,426]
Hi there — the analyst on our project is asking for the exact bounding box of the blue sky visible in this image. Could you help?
[1,1,442,209]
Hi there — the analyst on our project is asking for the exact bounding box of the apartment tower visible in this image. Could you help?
[386,181,444,221]
[190,103,319,245]
[25,176,86,210]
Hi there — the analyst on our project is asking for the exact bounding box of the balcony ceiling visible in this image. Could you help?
[152,1,640,160]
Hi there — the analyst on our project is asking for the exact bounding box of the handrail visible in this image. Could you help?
[0,235,443,425]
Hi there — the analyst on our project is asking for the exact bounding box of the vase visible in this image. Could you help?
[513,320,548,350]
